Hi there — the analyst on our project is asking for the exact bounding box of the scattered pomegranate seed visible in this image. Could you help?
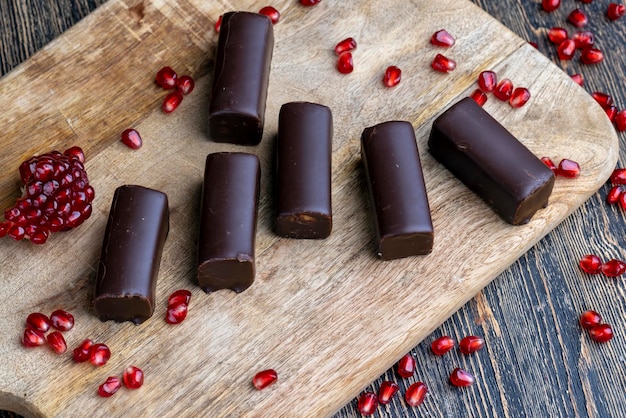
[431,29,455,47]
[572,31,594,49]
[259,6,280,24]
[155,66,178,90]
[90,343,111,367]
[357,392,378,416]
[26,312,51,333]
[214,15,222,33]
[383,66,402,87]
[50,309,74,331]
[431,54,456,73]
[459,335,485,354]
[397,353,416,378]
[494,78,514,101]
[46,331,67,354]
[162,91,183,113]
[601,259,626,277]
[571,73,584,86]
[73,339,94,362]
[449,368,475,387]
[377,381,399,405]
[591,92,613,109]
[252,369,278,390]
[580,47,604,64]
[548,27,568,44]
[557,39,576,60]
[605,105,618,122]
[542,0,561,12]
[165,302,188,324]
[405,382,428,407]
[334,37,357,55]
[337,52,354,74]
[123,365,144,389]
[431,336,455,356]
[470,89,488,106]
[300,0,321,6]
[607,185,622,204]
[557,159,580,178]
[607,3,626,20]
[618,192,626,211]
[168,289,192,306]
[98,376,122,398]
[121,128,142,150]
[21,328,46,347]
[541,157,558,174]
[615,110,626,132]
[579,254,603,274]
[509,87,531,108]
[568,9,589,27]
[176,75,195,95]
[589,323,614,343]
[477,70,497,92]
[580,310,602,329]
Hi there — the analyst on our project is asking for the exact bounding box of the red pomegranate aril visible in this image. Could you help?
[580,47,604,64]
[591,92,613,109]
[494,78,514,101]
[477,70,497,92]
[601,259,626,277]
[73,338,94,362]
[259,6,280,24]
[580,310,602,329]
[335,37,357,55]
[63,146,85,163]
[252,369,278,390]
[168,289,192,306]
[572,31,594,49]
[568,9,588,27]
[557,159,580,178]
[162,91,183,113]
[7,224,25,240]
[98,376,122,398]
[26,312,51,333]
[300,0,321,5]
[165,302,188,324]
[431,336,455,356]
[510,87,531,108]
[0,222,9,238]
[50,309,74,331]
[123,365,144,389]
[214,15,222,33]
[377,381,399,405]
[155,66,177,89]
[405,382,428,407]
[337,52,354,74]
[589,324,614,343]
[397,353,416,378]
[357,392,378,416]
[548,27,568,44]
[90,343,111,367]
[431,54,456,72]
[579,254,603,274]
[581,0,593,3]
[528,41,538,49]
[607,185,622,204]
[21,328,46,347]
[608,3,626,20]
[470,89,488,106]
[176,75,195,95]
[459,335,485,354]
[431,29,455,47]
[542,0,560,12]
[541,157,558,174]
[606,105,618,122]
[383,66,402,87]
[121,128,142,150]
[557,39,576,60]
[46,331,67,354]
[615,110,626,132]
[450,368,475,387]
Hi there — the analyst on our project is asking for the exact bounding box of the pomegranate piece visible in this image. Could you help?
[165,302,188,324]
[568,9,588,28]
[589,323,614,343]
[579,254,603,274]
[605,106,618,122]
[26,312,51,333]
[607,185,622,204]
[459,335,485,354]
[542,0,561,12]
[494,78,514,101]
[548,27,568,44]
[509,87,531,108]
[557,159,580,178]
[176,75,195,95]
[431,29,455,47]
[470,89,488,106]
[337,52,354,74]
[259,6,280,24]
[601,259,626,277]
[449,368,475,387]
[377,381,399,405]
[155,66,178,89]
[383,66,402,87]
[252,369,278,390]
[46,331,67,354]
[168,289,192,306]
[618,192,626,211]
[477,70,497,92]
[431,336,455,356]
[615,110,626,132]
[572,31,594,49]
[397,353,416,378]
[98,376,122,398]
[580,310,602,329]
[214,15,222,33]
[608,3,626,20]
[541,157,558,174]
[300,0,321,5]
[334,37,357,55]
[405,382,428,407]
[431,54,456,72]
[591,92,613,109]
[162,91,183,113]
[121,128,142,150]
[357,392,378,416]
[21,328,46,347]
[90,343,111,367]
[557,39,576,60]
[571,73,584,86]
[50,309,74,331]
[580,47,604,64]
[73,339,94,362]
[123,365,144,389]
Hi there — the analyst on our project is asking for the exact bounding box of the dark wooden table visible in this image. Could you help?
[2,1,625,417]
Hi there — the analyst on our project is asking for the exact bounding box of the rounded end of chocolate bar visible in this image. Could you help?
[276,213,332,239]
[94,294,153,325]
[198,257,255,293]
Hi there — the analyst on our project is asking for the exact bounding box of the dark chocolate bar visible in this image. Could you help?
[276,101,333,239]
[209,11,274,145]
[198,152,260,293]
[94,185,169,324]
[428,97,555,225]
[361,120,434,260]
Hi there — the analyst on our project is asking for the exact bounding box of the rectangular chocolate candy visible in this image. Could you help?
[198,152,260,293]
[428,97,555,225]
[361,120,434,260]
[209,11,274,145]
[94,185,169,324]
[276,101,333,239]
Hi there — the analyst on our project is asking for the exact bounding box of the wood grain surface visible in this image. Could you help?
[1,1,625,417]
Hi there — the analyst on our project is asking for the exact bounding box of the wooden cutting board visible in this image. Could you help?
[0,0,618,416]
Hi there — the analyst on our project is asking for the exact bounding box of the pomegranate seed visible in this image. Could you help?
[608,3,626,20]
[509,87,531,108]
[605,106,618,122]
[542,0,560,12]
[571,73,584,86]
[383,66,402,87]
[607,186,622,204]
[568,9,588,27]
[123,365,144,389]
[90,343,111,367]
[121,128,142,150]
[377,381,399,405]
[477,70,497,92]
[26,312,51,333]
[165,302,188,324]
[98,376,122,398]
[615,110,626,132]
[601,259,626,277]
[176,75,195,95]
[49,309,74,331]
[357,392,378,416]
[334,37,357,55]
[73,339,94,362]
[300,0,321,5]
[572,31,594,49]
[580,310,602,329]
[494,78,514,101]
[449,368,475,387]
[214,15,222,33]
[431,54,456,72]
[337,52,354,74]
[162,91,183,113]
[581,0,593,3]
[46,331,67,354]
[541,157,558,174]
[0,222,9,238]
[528,41,538,49]
[155,66,177,89]
[397,353,416,378]
[579,254,603,274]
[591,92,613,109]
[580,47,604,64]
[259,6,280,24]
[589,324,614,343]
[21,328,46,347]
[459,335,485,354]
[557,39,576,60]
[470,89,488,106]
[557,159,580,178]
[405,382,428,407]
[431,336,455,356]
[63,146,85,163]
[548,27,568,44]
[617,192,626,210]
[431,29,455,47]
[252,369,278,390]
[168,289,192,306]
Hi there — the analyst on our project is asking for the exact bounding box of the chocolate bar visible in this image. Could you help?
[276,101,333,239]
[94,185,169,324]
[361,120,434,260]
[198,152,260,293]
[209,11,274,145]
[428,97,555,225]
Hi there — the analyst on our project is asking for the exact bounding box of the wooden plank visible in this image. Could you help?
[0,0,618,417]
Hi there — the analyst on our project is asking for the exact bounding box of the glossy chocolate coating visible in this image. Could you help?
[276,101,333,239]
[361,121,434,260]
[198,152,260,293]
[94,185,169,324]
[428,97,555,225]
[209,11,274,145]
